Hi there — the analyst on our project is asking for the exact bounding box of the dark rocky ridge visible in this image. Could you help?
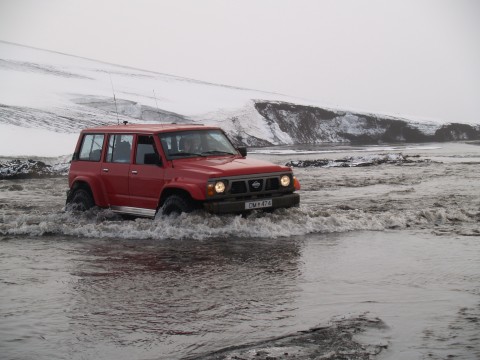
[252,101,480,145]
[0,159,69,179]
[285,153,428,168]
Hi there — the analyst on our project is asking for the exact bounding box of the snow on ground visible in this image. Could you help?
[194,101,294,145]
[0,123,78,157]
[0,41,302,156]
[0,41,291,117]
[3,41,474,157]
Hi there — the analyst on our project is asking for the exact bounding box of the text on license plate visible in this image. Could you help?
[245,199,272,210]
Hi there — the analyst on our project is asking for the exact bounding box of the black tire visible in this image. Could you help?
[161,194,195,216]
[67,188,95,211]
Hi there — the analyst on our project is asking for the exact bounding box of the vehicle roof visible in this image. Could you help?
[81,123,220,134]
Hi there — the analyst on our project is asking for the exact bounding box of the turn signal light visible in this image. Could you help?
[294,176,301,190]
[207,184,215,196]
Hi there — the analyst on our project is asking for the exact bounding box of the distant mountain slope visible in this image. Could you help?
[1,41,479,156]
[253,101,480,145]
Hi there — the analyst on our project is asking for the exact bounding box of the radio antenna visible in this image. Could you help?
[153,89,160,112]
[108,73,120,125]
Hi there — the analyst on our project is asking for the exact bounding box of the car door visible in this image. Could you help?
[128,134,165,211]
[100,133,133,207]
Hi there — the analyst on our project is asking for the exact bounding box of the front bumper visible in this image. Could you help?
[203,193,300,214]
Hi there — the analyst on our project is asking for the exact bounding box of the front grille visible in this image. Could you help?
[265,177,279,191]
[217,173,291,197]
[230,181,247,194]
[248,179,263,192]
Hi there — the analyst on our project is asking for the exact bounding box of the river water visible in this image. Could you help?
[1,142,479,359]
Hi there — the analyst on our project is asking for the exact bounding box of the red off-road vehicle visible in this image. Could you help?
[66,124,300,216]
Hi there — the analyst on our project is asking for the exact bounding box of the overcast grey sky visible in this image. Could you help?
[1,0,479,123]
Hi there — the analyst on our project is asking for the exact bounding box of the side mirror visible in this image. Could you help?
[237,147,247,157]
[144,153,162,166]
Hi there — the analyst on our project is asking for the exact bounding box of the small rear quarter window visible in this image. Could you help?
[79,134,105,161]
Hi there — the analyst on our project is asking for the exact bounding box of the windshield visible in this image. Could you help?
[159,129,238,160]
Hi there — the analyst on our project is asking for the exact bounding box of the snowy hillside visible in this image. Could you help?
[0,41,291,156]
[1,41,479,157]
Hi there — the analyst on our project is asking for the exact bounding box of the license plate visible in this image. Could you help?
[245,199,272,210]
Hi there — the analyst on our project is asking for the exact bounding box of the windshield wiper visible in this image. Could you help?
[201,150,236,156]
[169,152,205,157]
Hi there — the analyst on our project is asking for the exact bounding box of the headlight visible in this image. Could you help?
[280,175,291,187]
[215,181,226,193]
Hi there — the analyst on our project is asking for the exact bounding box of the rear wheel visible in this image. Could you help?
[161,194,195,216]
[67,189,95,211]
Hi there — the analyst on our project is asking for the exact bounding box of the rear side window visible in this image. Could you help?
[79,134,104,161]
[106,134,133,163]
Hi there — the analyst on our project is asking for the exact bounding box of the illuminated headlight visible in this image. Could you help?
[214,181,226,193]
[280,175,291,187]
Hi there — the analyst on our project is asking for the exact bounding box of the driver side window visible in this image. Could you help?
[135,135,159,165]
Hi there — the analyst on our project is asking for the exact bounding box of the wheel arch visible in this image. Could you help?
[69,177,107,207]
[158,187,195,208]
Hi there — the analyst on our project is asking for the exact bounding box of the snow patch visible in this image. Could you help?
[0,123,78,157]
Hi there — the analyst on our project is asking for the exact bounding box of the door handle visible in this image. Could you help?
[102,168,109,173]
[131,170,138,175]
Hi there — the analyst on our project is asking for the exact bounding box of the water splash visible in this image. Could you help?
[2,202,476,240]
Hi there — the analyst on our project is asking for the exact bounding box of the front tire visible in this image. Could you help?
[67,189,95,211]
[161,194,195,216]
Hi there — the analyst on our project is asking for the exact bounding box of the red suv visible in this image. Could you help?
[67,124,300,216]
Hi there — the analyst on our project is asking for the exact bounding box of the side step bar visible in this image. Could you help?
[110,206,156,218]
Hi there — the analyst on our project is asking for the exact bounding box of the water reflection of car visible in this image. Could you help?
[66,124,300,217]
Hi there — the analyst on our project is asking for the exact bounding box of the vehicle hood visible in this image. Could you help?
[172,156,291,177]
